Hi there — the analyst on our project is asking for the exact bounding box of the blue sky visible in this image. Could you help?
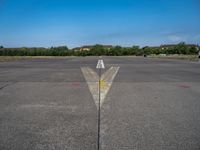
[0,0,200,48]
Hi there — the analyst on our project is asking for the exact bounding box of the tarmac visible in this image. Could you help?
[0,56,200,150]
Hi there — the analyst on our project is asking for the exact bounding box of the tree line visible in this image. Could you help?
[0,42,199,56]
[0,46,73,56]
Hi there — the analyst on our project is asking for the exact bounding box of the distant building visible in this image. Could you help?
[73,45,113,52]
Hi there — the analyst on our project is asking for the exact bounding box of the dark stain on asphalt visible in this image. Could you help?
[71,82,81,87]
[179,84,191,88]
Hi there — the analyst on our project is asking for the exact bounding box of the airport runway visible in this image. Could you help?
[0,56,200,150]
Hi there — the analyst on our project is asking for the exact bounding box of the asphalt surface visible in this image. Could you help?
[0,56,200,150]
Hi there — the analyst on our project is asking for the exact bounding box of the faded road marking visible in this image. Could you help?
[96,59,105,69]
[81,67,119,108]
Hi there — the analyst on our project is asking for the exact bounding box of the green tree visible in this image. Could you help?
[142,46,150,55]
[189,46,198,55]
[90,45,105,56]
[127,46,140,55]
[109,46,123,56]
[174,42,188,54]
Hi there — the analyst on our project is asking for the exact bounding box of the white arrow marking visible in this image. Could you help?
[81,66,119,108]
[96,59,105,69]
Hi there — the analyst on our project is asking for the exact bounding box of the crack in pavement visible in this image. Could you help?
[0,82,16,90]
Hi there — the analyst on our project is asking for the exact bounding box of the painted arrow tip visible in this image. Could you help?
[96,59,105,69]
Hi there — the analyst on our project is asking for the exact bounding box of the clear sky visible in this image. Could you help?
[0,0,200,48]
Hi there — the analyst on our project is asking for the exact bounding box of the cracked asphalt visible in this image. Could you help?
[0,56,200,150]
